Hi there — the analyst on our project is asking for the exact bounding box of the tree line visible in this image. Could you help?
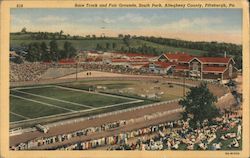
[95,42,161,55]
[119,45,161,55]
[25,40,76,62]
[134,36,242,55]
[14,28,114,40]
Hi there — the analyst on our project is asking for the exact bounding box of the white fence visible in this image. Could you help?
[9,127,36,137]
[45,98,182,128]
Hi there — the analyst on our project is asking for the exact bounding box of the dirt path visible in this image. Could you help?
[58,71,143,79]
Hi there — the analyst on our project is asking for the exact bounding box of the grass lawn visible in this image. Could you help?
[10,85,146,122]
[10,96,68,120]
[128,39,206,56]
[10,113,25,122]
[10,38,207,56]
[11,90,90,111]
[17,86,132,107]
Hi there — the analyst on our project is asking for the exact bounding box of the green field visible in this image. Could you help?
[10,38,207,56]
[10,80,186,123]
[13,86,132,107]
[10,85,140,122]
[10,96,68,121]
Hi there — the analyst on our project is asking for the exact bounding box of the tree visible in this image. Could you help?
[59,30,63,35]
[21,27,27,33]
[118,34,123,38]
[179,82,220,128]
[123,35,130,47]
[62,41,76,59]
[59,30,64,39]
[112,42,116,49]
[72,36,78,40]
[120,46,125,52]
[106,43,110,49]
[26,43,40,62]
[52,34,56,40]
[96,43,102,50]
[49,40,59,61]
[44,32,49,39]
[12,56,24,64]
[40,42,51,61]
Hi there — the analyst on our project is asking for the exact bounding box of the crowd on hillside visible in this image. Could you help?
[11,108,241,150]
[108,113,241,150]
[10,62,152,82]
[57,110,242,151]
[10,63,50,82]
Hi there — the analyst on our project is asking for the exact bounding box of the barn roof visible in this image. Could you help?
[154,61,175,68]
[164,52,191,60]
[203,66,227,73]
[197,57,232,64]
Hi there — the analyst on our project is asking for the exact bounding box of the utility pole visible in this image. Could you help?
[75,54,80,81]
[76,62,78,80]
[183,71,186,97]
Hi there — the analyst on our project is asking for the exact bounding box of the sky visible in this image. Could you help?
[11,8,242,44]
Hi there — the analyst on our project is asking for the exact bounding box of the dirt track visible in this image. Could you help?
[10,74,233,148]
[59,71,137,79]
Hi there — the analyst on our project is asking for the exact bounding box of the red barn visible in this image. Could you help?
[145,52,238,81]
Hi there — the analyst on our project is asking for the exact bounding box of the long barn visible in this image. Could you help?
[143,52,238,81]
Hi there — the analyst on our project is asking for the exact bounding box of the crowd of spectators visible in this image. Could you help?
[11,107,241,151]
[108,112,241,150]
[57,110,241,151]
[10,63,50,82]
[10,62,153,82]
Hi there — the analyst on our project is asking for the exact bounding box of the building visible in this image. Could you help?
[143,61,175,74]
[144,52,238,81]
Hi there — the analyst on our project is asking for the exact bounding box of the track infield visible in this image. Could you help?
[10,85,144,123]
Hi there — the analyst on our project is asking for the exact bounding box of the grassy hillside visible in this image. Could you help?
[127,39,207,55]
[10,33,207,56]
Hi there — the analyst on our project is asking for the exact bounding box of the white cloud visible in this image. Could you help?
[76,16,115,24]
[161,17,222,31]
[77,16,99,23]
[102,18,115,24]
[38,15,67,23]
[11,14,31,25]
[76,13,150,25]
[117,13,151,24]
